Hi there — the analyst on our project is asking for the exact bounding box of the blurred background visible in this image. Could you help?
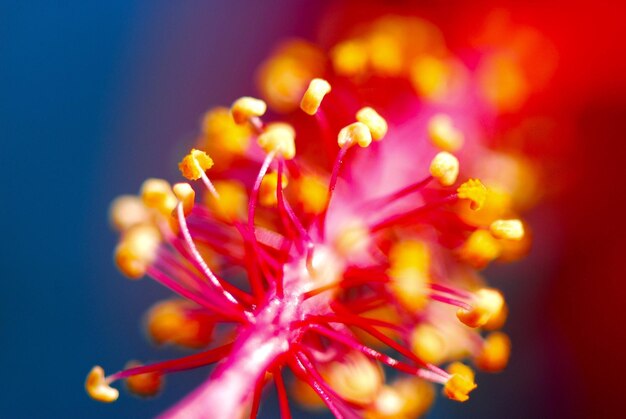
[1,1,625,418]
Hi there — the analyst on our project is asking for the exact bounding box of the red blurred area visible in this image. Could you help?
[324,1,626,416]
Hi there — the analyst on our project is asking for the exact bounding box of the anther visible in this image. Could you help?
[460,230,502,268]
[443,362,476,402]
[337,122,372,148]
[429,151,459,186]
[427,114,464,152]
[259,171,288,207]
[321,352,384,405]
[114,223,161,279]
[410,324,446,364]
[475,332,511,372]
[178,149,214,181]
[296,174,328,214]
[489,219,525,241]
[300,78,331,115]
[257,122,296,159]
[230,96,267,125]
[109,195,150,232]
[146,299,216,348]
[330,40,368,77]
[141,178,177,217]
[456,288,505,328]
[457,179,487,210]
[205,180,248,221]
[85,366,118,403]
[125,361,164,397]
[356,107,388,141]
[173,183,195,216]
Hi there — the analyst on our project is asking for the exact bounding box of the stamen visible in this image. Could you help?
[141,178,177,217]
[230,96,267,125]
[457,179,487,210]
[459,229,502,268]
[290,354,349,419]
[85,366,118,403]
[273,368,292,419]
[429,151,459,186]
[489,219,525,241]
[176,203,251,320]
[109,195,150,232]
[337,122,373,148]
[410,324,446,365]
[443,362,477,402]
[114,223,161,279]
[172,183,195,216]
[456,287,504,328]
[474,332,511,372]
[330,40,368,77]
[356,107,387,141]
[179,149,214,181]
[259,171,288,207]
[257,123,296,160]
[319,352,384,405]
[124,361,163,397]
[300,78,331,115]
[427,114,464,152]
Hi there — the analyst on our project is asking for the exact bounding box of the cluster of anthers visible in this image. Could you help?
[87,15,542,419]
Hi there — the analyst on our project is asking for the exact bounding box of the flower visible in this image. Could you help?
[87,14,552,419]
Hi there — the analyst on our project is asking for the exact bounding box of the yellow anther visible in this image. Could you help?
[483,300,508,330]
[172,183,195,216]
[410,55,451,100]
[199,107,252,163]
[230,96,267,125]
[457,179,487,210]
[125,361,163,397]
[334,220,371,257]
[146,299,214,348]
[114,223,161,279]
[256,40,326,112]
[109,195,150,232]
[330,40,368,77]
[460,229,502,269]
[356,107,388,141]
[389,240,431,272]
[458,187,513,227]
[490,219,525,241]
[259,171,288,207]
[443,362,476,402]
[85,366,118,403]
[475,332,511,372]
[141,178,177,217]
[456,288,505,328]
[296,174,328,214]
[367,386,404,418]
[387,240,430,312]
[322,352,384,405]
[478,54,528,112]
[366,32,404,77]
[178,149,214,181]
[429,151,459,186]
[427,114,464,152]
[300,78,331,115]
[205,180,248,222]
[410,324,446,364]
[337,122,372,148]
[392,378,435,418]
[257,122,296,159]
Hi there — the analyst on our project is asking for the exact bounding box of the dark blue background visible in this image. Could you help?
[0,2,573,418]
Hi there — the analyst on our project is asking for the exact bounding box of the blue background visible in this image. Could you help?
[0,1,575,418]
